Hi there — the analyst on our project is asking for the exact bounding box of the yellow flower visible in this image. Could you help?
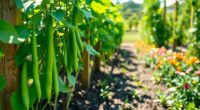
[28,79,34,86]
[192,80,197,85]
[57,32,64,37]
[175,62,180,66]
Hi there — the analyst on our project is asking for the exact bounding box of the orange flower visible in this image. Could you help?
[156,61,164,69]
[186,57,199,65]
[176,66,182,72]
[169,59,176,65]
[175,52,185,61]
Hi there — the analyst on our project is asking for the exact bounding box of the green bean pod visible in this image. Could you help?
[67,30,73,74]
[45,14,54,102]
[75,31,83,51]
[63,35,68,72]
[52,49,59,97]
[71,30,78,71]
[31,29,41,100]
[20,61,29,110]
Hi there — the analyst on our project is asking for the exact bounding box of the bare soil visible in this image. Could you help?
[70,43,166,110]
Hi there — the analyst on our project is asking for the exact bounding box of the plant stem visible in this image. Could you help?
[66,92,72,110]
[41,102,49,110]
[54,97,58,110]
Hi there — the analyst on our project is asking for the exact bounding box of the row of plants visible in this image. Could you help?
[141,0,200,59]
[0,0,124,110]
[144,47,200,109]
[141,0,171,47]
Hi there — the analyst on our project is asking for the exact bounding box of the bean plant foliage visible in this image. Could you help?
[0,0,124,110]
[142,0,171,47]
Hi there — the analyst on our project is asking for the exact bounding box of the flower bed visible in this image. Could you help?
[144,47,200,109]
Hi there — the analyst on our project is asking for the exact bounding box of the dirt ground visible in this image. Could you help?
[70,43,166,110]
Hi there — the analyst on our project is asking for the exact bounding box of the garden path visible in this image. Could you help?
[70,43,166,110]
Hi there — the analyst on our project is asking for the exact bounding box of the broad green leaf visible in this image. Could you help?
[51,9,65,22]
[81,9,93,19]
[59,77,68,93]
[15,25,31,39]
[15,0,43,12]
[11,90,26,110]
[62,20,79,31]
[91,1,107,14]
[0,20,26,44]
[187,102,196,110]
[15,44,31,66]
[83,42,100,56]
[15,0,34,13]
[70,1,93,19]
[0,74,6,91]
[0,48,4,58]
[76,10,84,24]
[86,0,92,5]
[67,75,76,87]
[42,0,54,4]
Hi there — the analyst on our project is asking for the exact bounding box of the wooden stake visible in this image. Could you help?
[80,39,91,89]
[0,0,20,110]
[94,41,100,72]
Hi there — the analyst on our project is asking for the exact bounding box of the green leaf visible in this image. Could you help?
[187,102,196,110]
[83,42,100,56]
[0,48,4,59]
[42,0,54,4]
[81,9,93,19]
[76,10,84,24]
[86,0,92,5]
[15,0,34,13]
[51,9,65,22]
[0,74,6,91]
[59,77,68,93]
[15,25,31,39]
[67,75,76,87]
[62,20,79,31]
[14,44,31,66]
[11,90,26,110]
[0,20,26,44]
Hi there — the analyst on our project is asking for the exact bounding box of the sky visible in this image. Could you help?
[112,0,177,7]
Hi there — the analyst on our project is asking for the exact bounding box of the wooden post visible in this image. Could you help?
[94,41,100,72]
[0,0,19,110]
[190,5,194,28]
[163,0,166,24]
[173,0,178,50]
[80,38,91,89]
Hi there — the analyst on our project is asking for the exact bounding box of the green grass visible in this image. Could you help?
[123,31,141,43]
